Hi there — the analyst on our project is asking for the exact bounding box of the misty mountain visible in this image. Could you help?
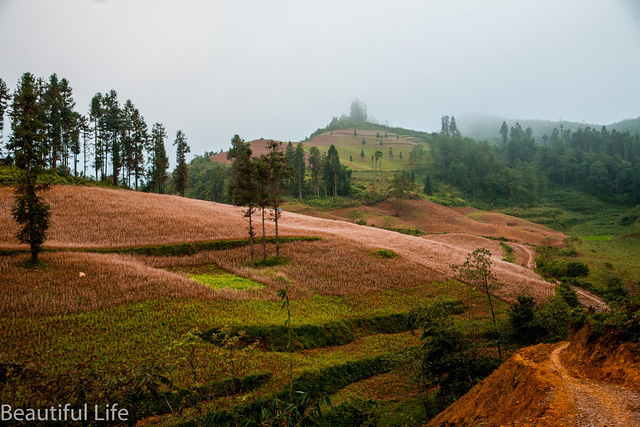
[457,114,640,144]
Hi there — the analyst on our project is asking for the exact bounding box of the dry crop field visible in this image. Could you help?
[0,184,601,423]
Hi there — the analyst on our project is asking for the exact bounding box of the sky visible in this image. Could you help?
[1,0,640,162]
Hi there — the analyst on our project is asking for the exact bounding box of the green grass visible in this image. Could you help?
[579,235,613,241]
[190,272,265,291]
[373,249,398,259]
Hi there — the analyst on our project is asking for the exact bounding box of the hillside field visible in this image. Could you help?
[0,184,595,425]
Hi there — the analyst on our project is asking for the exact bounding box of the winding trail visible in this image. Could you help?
[548,343,640,426]
[278,212,608,308]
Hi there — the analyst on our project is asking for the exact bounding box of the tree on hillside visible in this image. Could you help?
[374,150,383,171]
[424,173,433,195]
[261,140,291,259]
[360,149,365,161]
[102,90,122,185]
[0,78,10,155]
[325,145,341,196]
[59,77,79,173]
[8,73,50,264]
[308,146,322,197]
[409,144,426,165]
[389,171,413,216]
[148,122,169,193]
[450,248,503,359]
[441,115,450,135]
[291,143,305,199]
[228,134,258,264]
[172,130,191,196]
[350,99,367,122]
[89,93,104,180]
[450,116,461,139]
[499,121,509,147]
[130,107,148,189]
[41,74,63,170]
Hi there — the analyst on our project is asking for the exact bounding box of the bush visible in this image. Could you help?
[509,295,536,333]
[601,273,628,303]
[558,282,579,307]
[373,249,397,258]
[317,399,380,427]
[566,261,589,278]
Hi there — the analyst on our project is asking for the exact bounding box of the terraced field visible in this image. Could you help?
[0,185,606,424]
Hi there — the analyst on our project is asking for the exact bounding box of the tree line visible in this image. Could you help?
[429,116,640,205]
[1,72,192,263]
[0,73,190,195]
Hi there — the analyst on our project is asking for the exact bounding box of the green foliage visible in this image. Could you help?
[557,282,579,307]
[500,242,515,263]
[382,226,425,236]
[408,299,499,409]
[172,130,190,197]
[600,273,628,303]
[389,171,413,215]
[566,261,590,278]
[147,122,169,193]
[373,249,397,259]
[202,313,409,352]
[189,272,265,291]
[317,398,380,427]
[509,294,537,342]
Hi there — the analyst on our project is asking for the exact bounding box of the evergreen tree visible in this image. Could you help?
[89,93,104,180]
[308,145,322,197]
[424,173,433,195]
[360,149,365,161]
[261,140,291,258]
[42,74,63,169]
[292,143,305,199]
[389,171,412,216]
[102,90,122,185]
[441,115,450,135]
[79,115,91,177]
[59,77,78,172]
[0,78,10,151]
[500,122,509,147]
[227,134,258,264]
[8,73,50,264]
[450,116,461,139]
[148,122,169,193]
[324,144,341,196]
[173,130,190,196]
[130,107,148,189]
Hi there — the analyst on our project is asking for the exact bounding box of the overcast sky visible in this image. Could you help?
[1,0,639,161]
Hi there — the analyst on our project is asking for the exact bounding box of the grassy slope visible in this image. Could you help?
[209,129,429,172]
[1,185,512,425]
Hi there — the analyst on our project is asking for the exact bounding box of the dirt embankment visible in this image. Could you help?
[427,325,640,426]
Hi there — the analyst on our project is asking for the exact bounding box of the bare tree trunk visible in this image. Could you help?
[261,207,266,261]
[248,206,254,265]
[274,204,280,259]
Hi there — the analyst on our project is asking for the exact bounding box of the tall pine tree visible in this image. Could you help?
[148,123,169,193]
[8,73,50,264]
[172,130,190,196]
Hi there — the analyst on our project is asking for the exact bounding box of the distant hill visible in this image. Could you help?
[458,114,640,144]
[211,125,429,172]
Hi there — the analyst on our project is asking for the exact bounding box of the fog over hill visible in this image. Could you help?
[1,0,639,160]
[457,114,640,144]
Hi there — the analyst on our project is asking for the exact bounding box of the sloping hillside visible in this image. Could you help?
[0,185,604,306]
[209,129,425,171]
[427,326,640,426]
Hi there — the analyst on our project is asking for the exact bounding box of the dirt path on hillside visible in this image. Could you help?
[276,212,609,306]
[548,342,640,426]
[509,242,536,269]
